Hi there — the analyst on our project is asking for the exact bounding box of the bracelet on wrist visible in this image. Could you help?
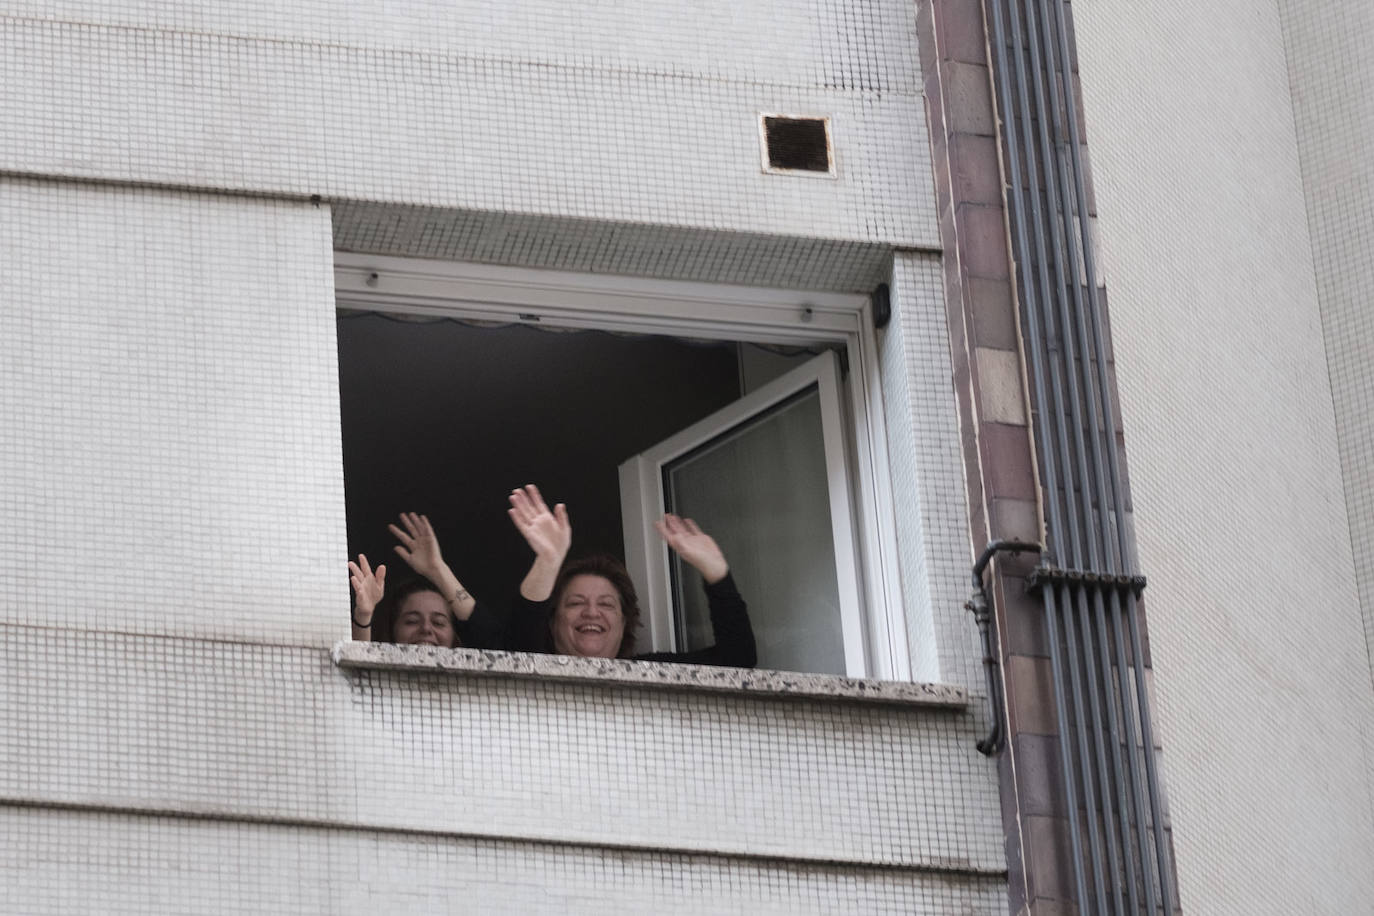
[351,609,372,628]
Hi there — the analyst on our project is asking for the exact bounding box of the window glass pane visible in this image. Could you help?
[665,386,846,675]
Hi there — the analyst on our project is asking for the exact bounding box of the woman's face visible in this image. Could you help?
[393,590,457,648]
[552,574,626,658]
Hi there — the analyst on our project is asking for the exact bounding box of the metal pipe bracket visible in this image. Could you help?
[1025,565,1147,596]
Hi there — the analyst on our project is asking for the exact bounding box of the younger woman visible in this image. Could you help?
[348,512,503,649]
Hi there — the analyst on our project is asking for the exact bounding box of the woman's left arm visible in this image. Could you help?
[389,512,479,622]
[654,514,757,667]
[654,514,728,583]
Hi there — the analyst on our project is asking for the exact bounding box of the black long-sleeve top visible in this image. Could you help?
[453,600,507,650]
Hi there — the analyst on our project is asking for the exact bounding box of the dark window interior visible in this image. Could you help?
[337,312,748,605]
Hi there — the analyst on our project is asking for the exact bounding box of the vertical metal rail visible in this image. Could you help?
[980,0,1178,912]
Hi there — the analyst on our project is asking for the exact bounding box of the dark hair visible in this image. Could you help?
[550,554,642,658]
[372,578,459,646]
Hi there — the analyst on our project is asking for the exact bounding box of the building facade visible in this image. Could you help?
[1,1,1370,913]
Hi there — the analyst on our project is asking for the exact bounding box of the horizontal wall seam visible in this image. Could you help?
[0,15,924,99]
[0,616,333,652]
[0,797,1008,880]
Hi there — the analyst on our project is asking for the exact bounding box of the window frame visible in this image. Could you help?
[333,252,913,681]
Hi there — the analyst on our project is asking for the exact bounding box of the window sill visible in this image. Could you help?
[331,642,968,709]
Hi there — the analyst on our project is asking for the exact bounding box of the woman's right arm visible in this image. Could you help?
[508,484,571,601]
[506,484,571,652]
[348,554,386,641]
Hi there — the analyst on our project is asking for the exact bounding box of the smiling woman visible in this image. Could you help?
[508,484,757,667]
[552,560,635,657]
[349,512,506,649]
[380,581,458,647]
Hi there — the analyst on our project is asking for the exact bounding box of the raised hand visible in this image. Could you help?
[509,484,572,601]
[508,484,572,563]
[348,553,387,623]
[655,514,729,584]
[387,512,476,620]
[389,512,447,582]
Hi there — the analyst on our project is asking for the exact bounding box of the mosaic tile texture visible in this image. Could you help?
[1276,0,1374,698]
[1074,0,1374,909]
[0,806,1007,915]
[879,252,985,690]
[0,179,345,647]
[0,13,937,248]
[332,202,896,294]
[0,626,1004,871]
[1,0,923,94]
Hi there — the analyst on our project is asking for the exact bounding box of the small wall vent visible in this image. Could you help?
[760,115,834,176]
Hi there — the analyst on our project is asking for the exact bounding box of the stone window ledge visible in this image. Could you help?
[332,642,967,709]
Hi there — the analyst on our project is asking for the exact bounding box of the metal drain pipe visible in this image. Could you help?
[985,0,1091,907]
[1022,0,1134,907]
[967,539,1042,756]
[982,0,1178,911]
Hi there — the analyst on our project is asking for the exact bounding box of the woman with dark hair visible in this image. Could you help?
[507,484,756,666]
[348,512,503,649]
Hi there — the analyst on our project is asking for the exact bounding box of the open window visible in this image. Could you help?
[334,254,912,681]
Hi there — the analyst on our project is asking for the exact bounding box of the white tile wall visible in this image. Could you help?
[1277,0,1374,697]
[0,626,1004,871]
[1073,0,1374,909]
[880,252,984,690]
[0,179,345,646]
[0,14,937,248]
[1,0,922,94]
[0,806,1007,915]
